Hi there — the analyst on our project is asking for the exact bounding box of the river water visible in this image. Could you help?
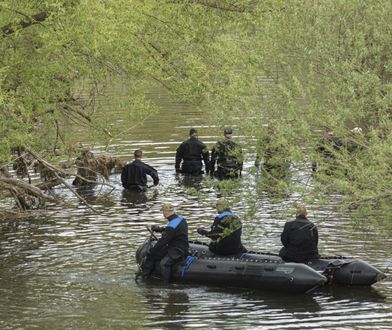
[0,87,391,329]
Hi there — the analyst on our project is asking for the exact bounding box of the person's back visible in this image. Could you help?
[121,150,159,191]
[210,129,243,179]
[279,206,319,263]
[176,128,209,175]
[198,198,246,255]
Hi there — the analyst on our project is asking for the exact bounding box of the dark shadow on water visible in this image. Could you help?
[139,281,190,330]
[317,285,386,303]
[206,286,321,314]
[136,276,321,315]
[120,189,159,215]
[175,173,204,190]
[121,189,149,205]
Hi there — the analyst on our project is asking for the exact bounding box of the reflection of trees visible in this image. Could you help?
[0,218,47,310]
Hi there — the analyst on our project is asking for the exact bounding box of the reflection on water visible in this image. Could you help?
[0,88,391,329]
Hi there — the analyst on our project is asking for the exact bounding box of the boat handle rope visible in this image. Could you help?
[181,255,197,278]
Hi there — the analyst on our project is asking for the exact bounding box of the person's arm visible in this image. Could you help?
[201,144,210,173]
[205,217,222,239]
[151,225,165,233]
[145,165,159,186]
[280,223,290,247]
[121,166,128,188]
[150,227,175,255]
[238,146,244,171]
[175,143,184,172]
[210,144,218,174]
[313,226,319,245]
[255,154,261,168]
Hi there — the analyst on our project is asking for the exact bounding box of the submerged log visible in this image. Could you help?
[0,176,55,210]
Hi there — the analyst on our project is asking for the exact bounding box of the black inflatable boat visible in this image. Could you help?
[188,241,386,286]
[136,237,327,293]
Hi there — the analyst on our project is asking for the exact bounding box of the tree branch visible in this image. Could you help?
[0,176,55,201]
[1,11,48,36]
[27,150,104,214]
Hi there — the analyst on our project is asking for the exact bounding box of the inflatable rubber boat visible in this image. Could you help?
[136,237,327,293]
[188,241,386,286]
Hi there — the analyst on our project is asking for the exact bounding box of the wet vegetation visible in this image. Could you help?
[0,0,391,232]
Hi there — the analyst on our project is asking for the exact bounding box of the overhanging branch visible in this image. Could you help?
[1,11,48,36]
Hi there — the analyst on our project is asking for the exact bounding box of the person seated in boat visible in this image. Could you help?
[121,149,159,192]
[197,198,247,255]
[141,203,189,284]
[279,205,320,263]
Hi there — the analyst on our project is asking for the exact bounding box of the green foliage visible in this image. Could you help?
[0,0,391,230]
[230,0,392,230]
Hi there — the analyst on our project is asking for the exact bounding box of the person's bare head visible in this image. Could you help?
[224,128,233,139]
[216,198,230,213]
[161,203,175,218]
[296,205,307,218]
[134,149,143,159]
[189,128,198,137]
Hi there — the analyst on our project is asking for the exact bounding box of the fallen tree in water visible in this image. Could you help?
[0,149,123,216]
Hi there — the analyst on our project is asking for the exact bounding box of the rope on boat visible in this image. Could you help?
[180,255,197,278]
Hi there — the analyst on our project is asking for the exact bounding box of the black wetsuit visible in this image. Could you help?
[175,137,209,175]
[279,215,320,263]
[143,214,189,282]
[205,210,246,255]
[210,139,243,179]
[121,159,159,191]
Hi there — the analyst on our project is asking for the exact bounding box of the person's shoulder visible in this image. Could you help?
[197,139,207,147]
[145,162,157,170]
[177,140,188,148]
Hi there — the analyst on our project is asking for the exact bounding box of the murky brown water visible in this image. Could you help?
[0,87,391,329]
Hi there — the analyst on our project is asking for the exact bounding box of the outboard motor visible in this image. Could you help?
[135,229,156,266]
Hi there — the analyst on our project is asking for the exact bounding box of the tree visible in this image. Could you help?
[0,0,391,231]
[0,0,260,212]
[207,0,392,230]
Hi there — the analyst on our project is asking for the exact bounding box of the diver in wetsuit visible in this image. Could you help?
[121,149,159,192]
[210,129,243,179]
[175,128,209,175]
